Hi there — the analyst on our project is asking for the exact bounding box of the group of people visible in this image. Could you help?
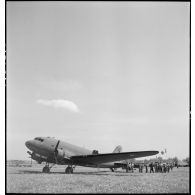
[142,162,174,173]
[126,162,174,173]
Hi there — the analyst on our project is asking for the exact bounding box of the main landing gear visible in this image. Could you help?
[65,166,74,174]
[42,166,50,173]
[42,163,75,174]
[42,162,55,173]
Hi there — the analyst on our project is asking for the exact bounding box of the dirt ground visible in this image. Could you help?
[6,165,190,193]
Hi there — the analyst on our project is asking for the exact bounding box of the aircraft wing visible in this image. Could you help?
[71,151,159,165]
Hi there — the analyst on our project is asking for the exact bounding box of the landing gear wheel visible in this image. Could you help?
[42,166,50,173]
[65,166,73,174]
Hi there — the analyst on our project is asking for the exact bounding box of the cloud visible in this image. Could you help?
[37,99,79,113]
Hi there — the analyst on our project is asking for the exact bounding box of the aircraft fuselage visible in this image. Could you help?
[25,137,118,168]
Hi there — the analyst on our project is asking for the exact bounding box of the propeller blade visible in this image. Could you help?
[54,140,60,164]
[54,140,60,152]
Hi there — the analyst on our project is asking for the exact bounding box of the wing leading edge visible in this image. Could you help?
[71,151,159,165]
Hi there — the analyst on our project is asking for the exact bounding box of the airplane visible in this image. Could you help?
[25,136,159,174]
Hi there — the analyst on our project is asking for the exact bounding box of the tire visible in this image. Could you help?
[43,166,50,173]
[65,167,72,174]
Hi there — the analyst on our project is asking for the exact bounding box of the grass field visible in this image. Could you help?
[6,165,190,193]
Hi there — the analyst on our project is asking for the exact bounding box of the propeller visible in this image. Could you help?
[53,140,70,164]
[54,140,60,163]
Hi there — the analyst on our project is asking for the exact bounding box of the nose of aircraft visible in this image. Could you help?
[25,140,33,150]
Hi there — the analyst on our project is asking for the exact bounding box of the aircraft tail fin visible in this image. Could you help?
[113,145,122,153]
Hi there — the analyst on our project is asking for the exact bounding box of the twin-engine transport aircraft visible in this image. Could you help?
[25,137,159,174]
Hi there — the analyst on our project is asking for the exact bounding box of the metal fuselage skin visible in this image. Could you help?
[25,137,117,168]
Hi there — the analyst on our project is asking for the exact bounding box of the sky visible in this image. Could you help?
[7,2,190,160]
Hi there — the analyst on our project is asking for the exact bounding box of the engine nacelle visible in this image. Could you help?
[56,149,65,160]
[31,152,47,164]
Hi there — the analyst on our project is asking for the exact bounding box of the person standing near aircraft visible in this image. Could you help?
[159,163,163,172]
[129,162,132,172]
[170,163,173,171]
[167,163,170,173]
[157,163,161,173]
[154,162,157,173]
[126,162,131,173]
[162,163,166,173]
[139,164,141,172]
[141,163,144,172]
[145,164,148,173]
[149,162,154,173]
[132,162,134,173]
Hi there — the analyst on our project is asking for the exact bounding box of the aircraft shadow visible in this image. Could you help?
[73,171,139,177]
[18,170,139,176]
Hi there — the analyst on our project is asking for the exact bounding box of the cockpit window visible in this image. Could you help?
[34,137,44,142]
